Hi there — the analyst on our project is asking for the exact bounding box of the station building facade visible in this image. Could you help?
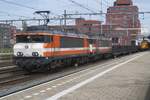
[106,0,141,45]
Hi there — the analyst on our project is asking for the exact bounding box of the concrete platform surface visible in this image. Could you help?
[0,51,150,100]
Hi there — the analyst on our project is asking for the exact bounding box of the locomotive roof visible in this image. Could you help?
[16,25,105,39]
[15,31,90,39]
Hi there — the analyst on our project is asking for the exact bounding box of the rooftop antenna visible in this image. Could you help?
[34,11,50,25]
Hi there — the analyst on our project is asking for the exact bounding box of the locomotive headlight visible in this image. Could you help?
[17,52,23,57]
[32,52,39,57]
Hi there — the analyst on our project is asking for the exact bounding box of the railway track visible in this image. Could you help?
[0,54,112,97]
[0,66,19,75]
[0,52,142,97]
[0,64,31,87]
[0,54,13,67]
[0,54,27,87]
[0,60,13,67]
[0,75,30,87]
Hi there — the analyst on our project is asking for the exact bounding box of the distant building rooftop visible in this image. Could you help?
[115,0,133,6]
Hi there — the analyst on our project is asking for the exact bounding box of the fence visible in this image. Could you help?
[0,47,13,53]
[0,51,13,67]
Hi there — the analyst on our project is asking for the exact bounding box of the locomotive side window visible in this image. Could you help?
[98,39,110,47]
[101,40,110,47]
[16,35,52,43]
[60,37,84,48]
[89,39,96,44]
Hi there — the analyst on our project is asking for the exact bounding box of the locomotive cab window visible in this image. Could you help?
[16,35,52,43]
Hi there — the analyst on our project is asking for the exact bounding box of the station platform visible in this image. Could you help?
[0,51,150,100]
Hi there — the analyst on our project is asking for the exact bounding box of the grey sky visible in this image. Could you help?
[133,0,150,34]
[0,0,149,32]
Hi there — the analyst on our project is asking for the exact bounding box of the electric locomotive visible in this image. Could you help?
[13,26,112,72]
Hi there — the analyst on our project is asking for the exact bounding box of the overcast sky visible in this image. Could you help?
[134,0,150,34]
[0,0,149,33]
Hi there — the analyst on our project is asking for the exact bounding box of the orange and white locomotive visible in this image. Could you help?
[13,25,139,72]
[13,29,112,72]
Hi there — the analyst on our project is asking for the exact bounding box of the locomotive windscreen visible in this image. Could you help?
[26,25,49,32]
[16,35,52,43]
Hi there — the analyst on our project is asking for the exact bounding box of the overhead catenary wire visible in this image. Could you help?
[92,0,113,19]
[0,10,31,19]
[56,0,100,14]
[0,0,40,19]
[67,0,96,13]
[94,0,113,11]
[0,0,39,10]
[0,0,59,16]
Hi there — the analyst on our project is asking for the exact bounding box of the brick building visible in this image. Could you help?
[47,0,141,46]
[106,0,141,44]
[75,18,102,36]
[0,24,16,48]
